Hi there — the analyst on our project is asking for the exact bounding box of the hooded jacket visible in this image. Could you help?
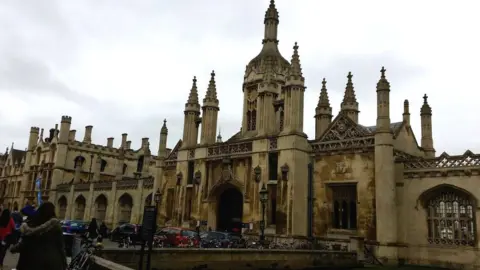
[11,218,67,270]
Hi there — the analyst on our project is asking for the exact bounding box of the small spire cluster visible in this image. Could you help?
[187,76,199,105]
[203,70,219,105]
[421,94,432,115]
[317,78,331,108]
[264,0,279,23]
[342,72,357,104]
[161,119,168,135]
[376,66,390,91]
[288,42,303,79]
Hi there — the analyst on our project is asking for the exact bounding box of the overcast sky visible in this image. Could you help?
[1,0,479,155]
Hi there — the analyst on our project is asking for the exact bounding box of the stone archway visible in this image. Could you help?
[118,193,133,224]
[217,186,243,232]
[74,195,86,220]
[58,196,67,219]
[145,193,152,207]
[95,194,108,222]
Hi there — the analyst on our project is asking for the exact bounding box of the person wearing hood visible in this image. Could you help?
[11,202,67,270]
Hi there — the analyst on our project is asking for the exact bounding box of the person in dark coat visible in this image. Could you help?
[99,222,108,238]
[87,218,99,240]
[11,202,67,270]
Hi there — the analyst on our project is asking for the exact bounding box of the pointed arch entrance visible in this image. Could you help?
[217,187,243,232]
[95,195,108,222]
[74,195,86,220]
[118,193,133,223]
[58,196,67,219]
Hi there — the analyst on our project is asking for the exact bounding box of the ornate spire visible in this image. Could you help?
[342,72,357,104]
[288,42,303,79]
[263,0,279,44]
[216,130,223,143]
[376,66,390,91]
[161,119,168,135]
[203,70,219,105]
[187,76,199,104]
[421,94,432,115]
[317,78,331,108]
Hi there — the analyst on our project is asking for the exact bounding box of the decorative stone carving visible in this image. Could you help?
[403,150,480,170]
[320,114,367,142]
[207,142,253,157]
[335,162,348,174]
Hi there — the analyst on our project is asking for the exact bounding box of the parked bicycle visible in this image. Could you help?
[118,234,135,248]
[67,238,103,270]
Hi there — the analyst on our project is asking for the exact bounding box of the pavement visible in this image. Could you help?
[1,239,128,269]
[3,252,18,270]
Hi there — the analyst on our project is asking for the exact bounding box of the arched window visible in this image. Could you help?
[100,159,107,172]
[251,110,257,130]
[279,108,284,131]
[122,164,127,175]
[425,188,476,246]
[74,156,85,168]
[246,111,252,131]
[137,156,144,173]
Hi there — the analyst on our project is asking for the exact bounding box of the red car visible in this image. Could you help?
[155,227,199,247]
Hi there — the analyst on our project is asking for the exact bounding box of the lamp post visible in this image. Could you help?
[259,184,268,246]
[146,188,162,270]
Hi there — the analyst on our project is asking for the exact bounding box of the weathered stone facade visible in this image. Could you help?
[0,1,479,268]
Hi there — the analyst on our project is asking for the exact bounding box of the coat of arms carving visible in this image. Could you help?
[221,165,235,182]
[335,162,348,174]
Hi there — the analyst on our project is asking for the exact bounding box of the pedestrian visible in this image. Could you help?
[87,218,99,240]
[99,222,108,238]
[11,202,67,270]
[0,209,15,269]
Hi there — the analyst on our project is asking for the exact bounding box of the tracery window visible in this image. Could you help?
[331,185,357,230]
[251,110,257,130]
[246,111,252,131]
[426,191,476,246]
[246,110,257,131]
[279,109,284,131]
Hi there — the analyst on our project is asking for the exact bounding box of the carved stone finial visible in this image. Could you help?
[380,66,386,78]
[423,94,428,104]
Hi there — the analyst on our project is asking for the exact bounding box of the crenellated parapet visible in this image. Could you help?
[400,150,480,177]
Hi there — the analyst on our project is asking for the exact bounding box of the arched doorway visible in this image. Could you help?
[95,195,107,222]
[74,195,86,220]
[118,193,133,224]
[58,196,67,219]
[217,187,243,232]
[145,193,152,207]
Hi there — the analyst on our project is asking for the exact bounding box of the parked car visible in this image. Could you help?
[110,223,143,243]
[200,231,245,248]
[155,227,200,247]
[61,220,89,234]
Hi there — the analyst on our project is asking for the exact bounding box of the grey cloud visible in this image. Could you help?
[0,55,99,106]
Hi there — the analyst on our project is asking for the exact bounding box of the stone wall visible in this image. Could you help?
[97,248,360,270]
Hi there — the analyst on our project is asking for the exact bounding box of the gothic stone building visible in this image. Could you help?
[1,1,479,268]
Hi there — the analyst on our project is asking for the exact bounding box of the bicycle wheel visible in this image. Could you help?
[68,252,85,270]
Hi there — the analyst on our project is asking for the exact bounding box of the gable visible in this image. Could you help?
[393,123,423,156]
[166,139,182,160]
[318,113,369,142]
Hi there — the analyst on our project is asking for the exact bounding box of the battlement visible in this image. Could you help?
[30,127,40,133]
[61,115,72,123]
